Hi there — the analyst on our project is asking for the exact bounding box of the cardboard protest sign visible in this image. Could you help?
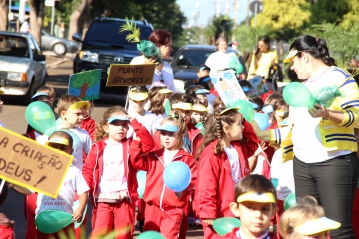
[68,69,101,100]
[106,64,155,87]
[248,76,269,96]
[210,70,248,107]
[0,127,73,198]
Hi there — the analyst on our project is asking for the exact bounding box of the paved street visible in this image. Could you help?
[0,54,204,238]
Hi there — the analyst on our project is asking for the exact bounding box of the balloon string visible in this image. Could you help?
[258,143,271,168]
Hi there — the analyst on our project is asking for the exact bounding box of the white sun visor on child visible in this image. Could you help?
[108,116,130,123]
[32,92,49,99]
[155,124,179,132]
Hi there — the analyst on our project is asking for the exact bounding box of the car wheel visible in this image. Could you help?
[53,43,67,56]
[23,80,34,105]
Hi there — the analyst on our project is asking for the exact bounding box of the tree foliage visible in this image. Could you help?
[305,23,359,68]
[254,0,311,40]
[309,0,351,25]
[233,24,273,52]
[339,0,359,29]
[203,15,233,45]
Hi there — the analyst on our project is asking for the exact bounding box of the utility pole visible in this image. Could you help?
[246,0,250,26]
[225,0,229,17]
[216,0,220,17]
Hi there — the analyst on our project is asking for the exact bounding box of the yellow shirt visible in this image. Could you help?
[247,50,278,80]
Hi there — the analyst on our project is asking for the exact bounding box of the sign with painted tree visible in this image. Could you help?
[68,69,101,100]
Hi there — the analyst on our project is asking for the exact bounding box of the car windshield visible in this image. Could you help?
[85,21,153,45]
[0,35,29,58]
[173,49,214,69]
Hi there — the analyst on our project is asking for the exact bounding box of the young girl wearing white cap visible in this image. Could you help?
[82,106,155,239]
[130,112,197,239]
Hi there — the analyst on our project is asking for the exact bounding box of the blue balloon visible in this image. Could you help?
[163,162,191,192]
[253,112,269,131]
[137,170,147,199]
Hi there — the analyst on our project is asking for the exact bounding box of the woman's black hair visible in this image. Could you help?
[289,35,336,66]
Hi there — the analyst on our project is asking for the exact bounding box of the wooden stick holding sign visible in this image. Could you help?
[0,127,73,198]
[106,63,156,111]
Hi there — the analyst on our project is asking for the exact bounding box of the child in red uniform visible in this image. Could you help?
[130,112,197,239]
[216,174,279,239]
[80,100,96,141]
[195,108,258,239]
[82,106,154,239]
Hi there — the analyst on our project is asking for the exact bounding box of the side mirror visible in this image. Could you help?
[34,55,46,61]
[72,33,82,42]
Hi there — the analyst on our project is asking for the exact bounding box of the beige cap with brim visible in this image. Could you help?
[172,102,193,110]
[129,92,148,101]
[294,217,341,235]
[283,50,298,63]
[192,104,207,112]
[69,101,90,110]
[236,191,276,203]
[46,138,69,146]
[159,89,173,94]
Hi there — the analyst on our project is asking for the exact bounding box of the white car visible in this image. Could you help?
[0,31,47,104]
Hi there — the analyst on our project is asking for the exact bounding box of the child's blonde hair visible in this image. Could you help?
[160,110,187,150]
[57,94,82,115]
[95,106,128,142]
[37,86,56,100]
[279,196,325,239]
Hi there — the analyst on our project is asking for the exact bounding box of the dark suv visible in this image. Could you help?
[72,17,153,95]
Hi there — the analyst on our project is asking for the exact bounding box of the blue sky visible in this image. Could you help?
[177,0,248,28]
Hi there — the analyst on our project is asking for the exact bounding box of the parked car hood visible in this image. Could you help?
[0,56,30,72]
[82,43,139,55]
[173,68,198,81]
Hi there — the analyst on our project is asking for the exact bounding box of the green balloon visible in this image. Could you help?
[164,100,171,116]
[284,192,296,210]
[35,210,73,234]
[213,217,241,236]
[25,101,56,136]
[283,82,316,108]
[195,122,205,135]
[235,64,243,74]
[137,231,165,239]
[232,100,254,122]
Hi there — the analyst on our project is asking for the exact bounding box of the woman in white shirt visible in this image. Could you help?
[130,29,176,92]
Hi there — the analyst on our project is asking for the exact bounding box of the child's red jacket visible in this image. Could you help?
[82,119,154,206]
[80,116,96,141]
[153,121,203,156]
[130,142,197,210]
[194,119,258,219]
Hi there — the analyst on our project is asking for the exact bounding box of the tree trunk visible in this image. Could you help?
[28,0,45,46]
[68,0,91,40]
[0,0,8,31]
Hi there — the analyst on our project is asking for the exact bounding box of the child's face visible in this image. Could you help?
[196,94,208,101]
[191,111,206,124]
[223,113,243,141]
[231,201,277,237]
[274,109,288,126]
[197,70,209,78]
[105,114,129,142]
[131,99,146,114]
[48,137,73,155]
[159,123,179,151]
[62,108,84,127]
[170,108,192,124]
